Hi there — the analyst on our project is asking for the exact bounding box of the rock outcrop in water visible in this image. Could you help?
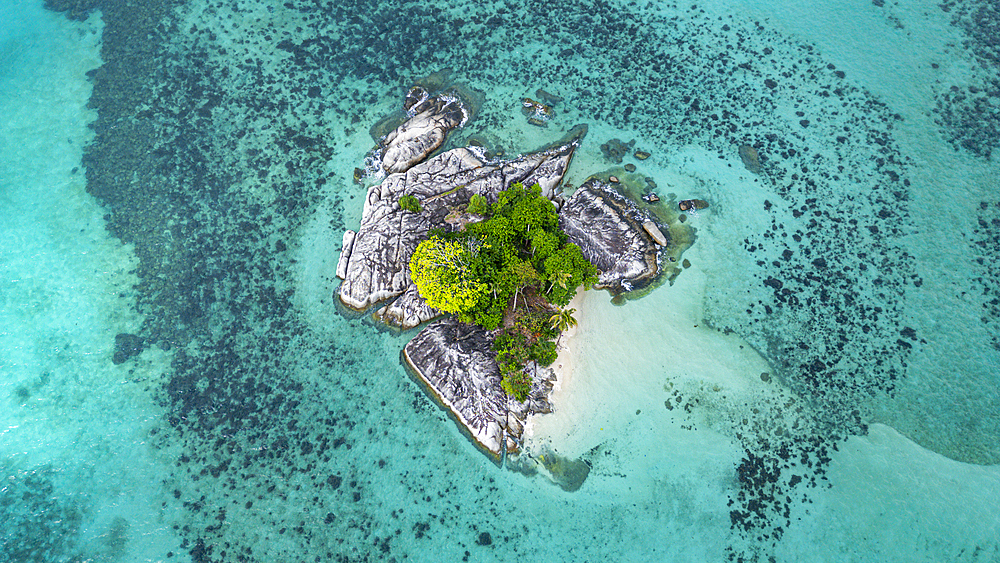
[402,317,555,455]
[336,86,672,461]
[381,86,469,174]
[560,179,662,292]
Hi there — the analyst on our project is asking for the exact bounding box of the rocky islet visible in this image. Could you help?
[336,84,691,460]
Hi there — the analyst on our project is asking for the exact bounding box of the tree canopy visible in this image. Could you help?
[409,236,487,315]
[409,182,599,401]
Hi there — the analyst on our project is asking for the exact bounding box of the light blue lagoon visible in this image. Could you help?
[2,0,998,561]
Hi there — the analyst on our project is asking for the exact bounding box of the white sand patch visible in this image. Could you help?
[540,292,584,405]
[524,245,773,449]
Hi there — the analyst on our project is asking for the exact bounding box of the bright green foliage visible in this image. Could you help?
[500,370,533,402]
[529,340,558,366]
[409,182,600,401]
[518,309,561,340]
[543,244,599,307]
[529,229,561,260]
[491,182,559,236]
[493,332,529,375]
[399,194,422,212]
[467,193,490,215]
[409,236,486,314]
[493,332,533,401]
[513,260,539,286]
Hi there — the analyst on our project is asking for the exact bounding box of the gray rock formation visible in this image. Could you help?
[337,134,582,328]
[643,220,667,246]
[560,179,662,291]
[372,285,438,329]
[381,86,468,174]
[402,317,555,457]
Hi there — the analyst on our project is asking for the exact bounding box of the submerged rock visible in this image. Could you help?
[112,333,144,364]
[537,448,591,492]
[559,179,662,292]
[678,198,709,211]
[600,137,635,163]
[738,143,762,174]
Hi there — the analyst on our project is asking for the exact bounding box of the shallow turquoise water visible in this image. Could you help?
[1,0,998,561]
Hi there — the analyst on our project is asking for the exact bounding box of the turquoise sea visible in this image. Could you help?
[2,0,998,561]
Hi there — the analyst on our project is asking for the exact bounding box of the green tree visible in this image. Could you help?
[410,236,486,314]
[467,193,490,215]
[549,307,577,333]
[500,370,532,402]
[543,244,599,307]
[529,228,561,260]
[492,182,558,236]
[408,182,601,399]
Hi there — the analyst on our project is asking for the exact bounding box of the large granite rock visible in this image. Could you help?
[372,284,438,328]
[402,317,555,457]
[337,135,583,328]
[381,86,469,174]
[560,179,662,292]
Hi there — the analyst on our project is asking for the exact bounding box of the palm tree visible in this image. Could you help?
[549,307,577,333]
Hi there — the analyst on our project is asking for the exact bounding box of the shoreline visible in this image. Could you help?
[524,290,586,439]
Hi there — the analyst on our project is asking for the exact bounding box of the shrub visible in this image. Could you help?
[501,370,532,402]
[409,236,486,314]
[529,340,558,366]
[408,182,600,399]
[399,194,422,212]
[467,193,490,215]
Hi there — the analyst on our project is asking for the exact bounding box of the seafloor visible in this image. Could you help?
[1,0,998,561]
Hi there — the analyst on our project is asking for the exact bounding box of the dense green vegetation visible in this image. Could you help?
[409,182,598,401]
[398,194,422,212]
[467,193,490,215]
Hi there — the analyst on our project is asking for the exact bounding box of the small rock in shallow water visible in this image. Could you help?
[534,88,563,105]
[522,97,553,117]
[643,220,667,246]
[634,150,650,160]
[600,138,634,163]
[738,144,762,174]
[624,163,636,172]
[678,199,709,211]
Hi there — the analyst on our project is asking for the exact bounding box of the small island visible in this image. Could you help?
[336,82,693,483]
